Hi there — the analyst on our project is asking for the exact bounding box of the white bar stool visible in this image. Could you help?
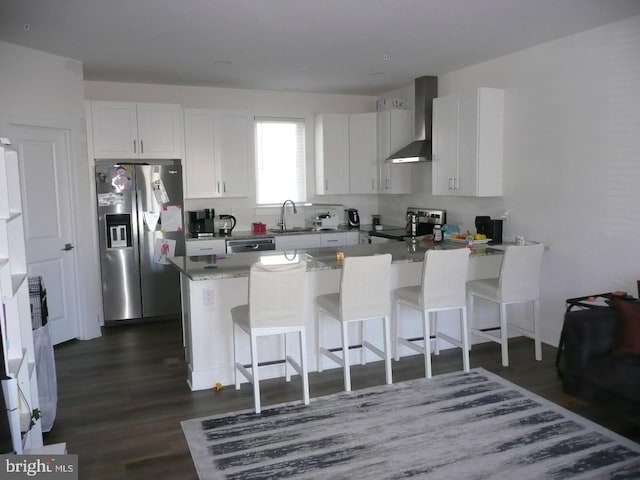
[392,248,471,378]
[467,243,545,367]
[315,253,392,392]
[231,261,309,414]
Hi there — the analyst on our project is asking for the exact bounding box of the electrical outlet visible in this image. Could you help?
[501,210,510,223]
[203,287,214,305]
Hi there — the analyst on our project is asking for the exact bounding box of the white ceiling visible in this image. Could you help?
[1,0,640,96]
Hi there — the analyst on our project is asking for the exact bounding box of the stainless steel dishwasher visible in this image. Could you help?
[226,237,276,253]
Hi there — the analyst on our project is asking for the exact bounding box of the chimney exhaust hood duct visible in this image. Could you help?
[385,76,437,163]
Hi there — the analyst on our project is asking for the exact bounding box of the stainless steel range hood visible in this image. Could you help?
[385,76,437,163]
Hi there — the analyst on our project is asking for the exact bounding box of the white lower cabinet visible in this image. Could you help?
[185,239,226,256]
[345,231,360,245]
[320,233,345,247]
[275,231,360,251]
[275,234,321,251]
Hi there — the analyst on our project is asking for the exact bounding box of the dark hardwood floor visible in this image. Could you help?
[44,319,638,479]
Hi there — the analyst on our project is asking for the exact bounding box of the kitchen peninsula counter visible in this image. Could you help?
[171,241,504,391]
[170,241,503,281]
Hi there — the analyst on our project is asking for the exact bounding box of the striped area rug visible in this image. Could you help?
[181,368,640,479]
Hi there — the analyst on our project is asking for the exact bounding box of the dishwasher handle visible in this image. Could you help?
[226,237,276,253]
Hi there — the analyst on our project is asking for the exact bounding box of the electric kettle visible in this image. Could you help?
[218,214,236,235]
[347,208,360,228]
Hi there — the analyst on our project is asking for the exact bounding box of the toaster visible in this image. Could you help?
[315,213,340,230]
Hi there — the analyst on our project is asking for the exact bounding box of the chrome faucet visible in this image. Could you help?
[279,199,297,231]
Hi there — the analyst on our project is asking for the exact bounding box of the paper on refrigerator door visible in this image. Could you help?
[160,205,182,232]
[143,211,160,231]
[153,238,176,265]
[152,178,170,205]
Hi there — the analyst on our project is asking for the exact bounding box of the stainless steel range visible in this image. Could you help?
[369,207,447,241]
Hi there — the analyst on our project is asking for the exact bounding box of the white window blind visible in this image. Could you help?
[255,117,306,204]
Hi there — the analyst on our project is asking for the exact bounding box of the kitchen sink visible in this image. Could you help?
[268,227,315,233]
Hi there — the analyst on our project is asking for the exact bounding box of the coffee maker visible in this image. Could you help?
[188,209,215,237]
[475,216,503,244]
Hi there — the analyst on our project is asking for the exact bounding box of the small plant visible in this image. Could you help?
[30,408,41,428]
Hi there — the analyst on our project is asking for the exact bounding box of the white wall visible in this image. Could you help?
[379,15,640,346]
[84,81,380,229]
[0,41,102,340]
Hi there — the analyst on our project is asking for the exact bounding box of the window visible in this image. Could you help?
[255,117,306,204]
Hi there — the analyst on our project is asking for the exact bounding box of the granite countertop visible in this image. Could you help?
[186,224,363,242]
[170,239,503,281]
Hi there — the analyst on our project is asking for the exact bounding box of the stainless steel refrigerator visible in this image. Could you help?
[95,161,184,324]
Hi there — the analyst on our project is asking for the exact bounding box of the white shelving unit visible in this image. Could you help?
[0,142,43,453]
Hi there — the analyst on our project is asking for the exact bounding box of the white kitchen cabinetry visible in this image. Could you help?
[432,88,504,197]
[377,109,412,194]
[185,239,226,256]
[0,145,43,452]
[184,109,251,198]
[89,101,184,159]
[315,114,350,195]
[348,113,378,194]
[319,232,345,247]
[315,113,377,195]
[275,231,359,250]
[275,234,321,251]
[345,231,360,245]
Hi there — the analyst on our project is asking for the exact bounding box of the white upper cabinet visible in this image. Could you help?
[348,113,378,194]
[184,109,251,198]
[315,112,377,195]
[377,109,412,194]
[432,88,504,196]
[315,114,350,195]
[90,101,184,159]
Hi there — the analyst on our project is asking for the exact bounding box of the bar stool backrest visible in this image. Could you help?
[339,254,392,321]
[421,248,470,309]
[248,261,307,328]
[498,244,545,303]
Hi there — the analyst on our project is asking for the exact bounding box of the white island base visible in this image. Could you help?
[176,245,504,391]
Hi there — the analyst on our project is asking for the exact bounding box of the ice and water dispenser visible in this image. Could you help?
[106,214,133,249]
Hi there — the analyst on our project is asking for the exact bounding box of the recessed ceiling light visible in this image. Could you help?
[24,24,30,31]
[382,55,389,61]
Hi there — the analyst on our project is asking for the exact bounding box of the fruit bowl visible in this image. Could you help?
[447,236,492,245]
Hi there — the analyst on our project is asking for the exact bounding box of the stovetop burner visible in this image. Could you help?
[368,228,411,241]
[369,207,447,241]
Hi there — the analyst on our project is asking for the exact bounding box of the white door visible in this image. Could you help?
[7,125,79,345]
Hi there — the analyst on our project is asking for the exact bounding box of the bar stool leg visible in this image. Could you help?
[284,333,290,382]
[394,300,401,361]
[423,310,432,378]
[250,333,261,413]
[342,322,351,392]
[360,321,366,365]
[433,312,440,355]
[499,303,509,367]
[533,299,542,361]
[316,307,323,373]
[383,316,392,385]
[233,323,240,390]
[461,307,470,372]
[300,330,310,405]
